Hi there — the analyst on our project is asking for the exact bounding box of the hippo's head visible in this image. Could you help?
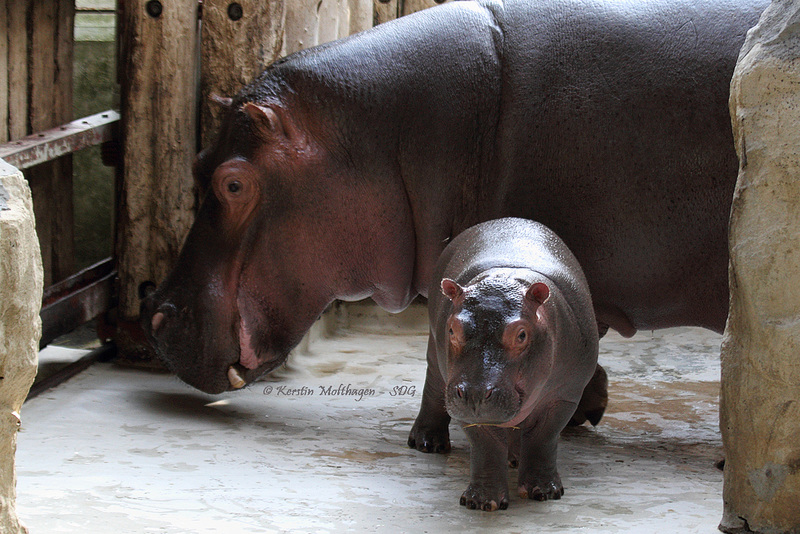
[440,273,554,427]
[141,90,416,394]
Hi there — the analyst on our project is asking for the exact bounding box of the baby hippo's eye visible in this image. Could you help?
[227,180,243,194]
[517,330,527,343]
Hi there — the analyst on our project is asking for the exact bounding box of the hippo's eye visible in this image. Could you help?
[517,330,527,343]
[227,180,243,194]
[449,328,454,336]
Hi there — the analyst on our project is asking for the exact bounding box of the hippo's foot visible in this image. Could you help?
[518,472,564,501]
[408,421,451,453]
[569,363,608,427]
[460,484,509,511]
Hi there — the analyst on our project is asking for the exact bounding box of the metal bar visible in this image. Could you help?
[26,343,117,401]
[0,110,119,169]
[40,258,116,348]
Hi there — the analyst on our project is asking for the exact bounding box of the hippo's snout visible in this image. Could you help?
[446,380,521,425]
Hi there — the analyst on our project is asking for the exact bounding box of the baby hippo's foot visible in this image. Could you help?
[408,421,451,453]
[460,483,509,511]
[518,472,564,501]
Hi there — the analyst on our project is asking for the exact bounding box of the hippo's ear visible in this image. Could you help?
[243,102,288,142]
[441,279,464,301]
[525,282,550,307]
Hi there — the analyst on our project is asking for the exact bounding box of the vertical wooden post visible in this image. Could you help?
[2,0,76,286]
[1,0,76,285]
[282,0,372,56]
[4,1,29,143]
[0,1,7,144]
[374,0,400,25]
[200,0,284,148]
[117,0,198,322]
[26,0,75,286]
[201,0,373,146]
[400,0,445,16]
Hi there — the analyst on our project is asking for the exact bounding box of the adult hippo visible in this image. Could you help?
[142,0,767,413]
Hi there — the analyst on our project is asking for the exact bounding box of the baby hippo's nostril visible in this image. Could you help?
[456,384,465,399]
[485,386,494,400]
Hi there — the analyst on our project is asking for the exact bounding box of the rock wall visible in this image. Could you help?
[722,1,800,532]
[0,159,42,534]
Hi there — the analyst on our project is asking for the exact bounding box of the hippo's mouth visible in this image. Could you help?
[226,303,287,391]
[226,359,284,391]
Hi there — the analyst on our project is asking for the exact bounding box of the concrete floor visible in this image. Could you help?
[16,303,725,533]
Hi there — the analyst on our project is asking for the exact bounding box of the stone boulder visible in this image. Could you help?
[0,159,42,534]
[722,1,800,532]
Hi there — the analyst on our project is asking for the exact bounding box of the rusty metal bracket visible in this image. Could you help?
[0,110,120,170]
[40,258,116,348]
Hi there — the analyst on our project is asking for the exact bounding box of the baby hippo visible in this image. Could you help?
[424,218,598,511]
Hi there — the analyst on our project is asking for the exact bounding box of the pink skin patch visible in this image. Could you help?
[238,316,261,370]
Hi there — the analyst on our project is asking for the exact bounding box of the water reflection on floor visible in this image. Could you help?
[17,303,724,533]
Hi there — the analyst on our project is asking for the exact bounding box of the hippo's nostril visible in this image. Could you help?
[150,302,177,335]
[138,281,157,300]
[485,387,493,400]
[456,384,465,399]
[151,312,166,334]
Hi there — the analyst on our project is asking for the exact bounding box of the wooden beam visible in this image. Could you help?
[283,0,372,56]
[0,0,8,143]
[401,0,447,16]
[6,1,29,141]
[374,0,400,25]
[200,0,284,148]
[26,0,75,286]
[117,0,198,320]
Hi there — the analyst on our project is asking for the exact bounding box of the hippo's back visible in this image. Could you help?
[482,0,769,333]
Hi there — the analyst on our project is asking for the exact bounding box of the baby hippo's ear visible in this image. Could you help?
[525,282,550,307]
[441,278,464,301]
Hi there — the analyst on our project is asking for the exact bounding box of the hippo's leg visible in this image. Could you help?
[507,427,520,468]
[408,336,451,453]
[518,399,578,501]
[461,425,510,511]
[568,364,609,426]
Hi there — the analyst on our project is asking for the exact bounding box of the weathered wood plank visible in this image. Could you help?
[401,0,447,16]
[282,0,372,56]
[117,0,198,319]
[0,1,8,143]
[7,1,29,141]
[349,0,372,34]
[373,0,399,25]
[27,0,75,286]
[200,0,283,148]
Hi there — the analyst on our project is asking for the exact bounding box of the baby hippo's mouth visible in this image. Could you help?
[445,380,525,425]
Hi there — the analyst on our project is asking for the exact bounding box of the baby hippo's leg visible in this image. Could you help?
[408,336,451,453]
[461,425,510,511]
[518,399,579,500]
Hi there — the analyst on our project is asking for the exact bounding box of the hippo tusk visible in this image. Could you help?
[227,366,246,389]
